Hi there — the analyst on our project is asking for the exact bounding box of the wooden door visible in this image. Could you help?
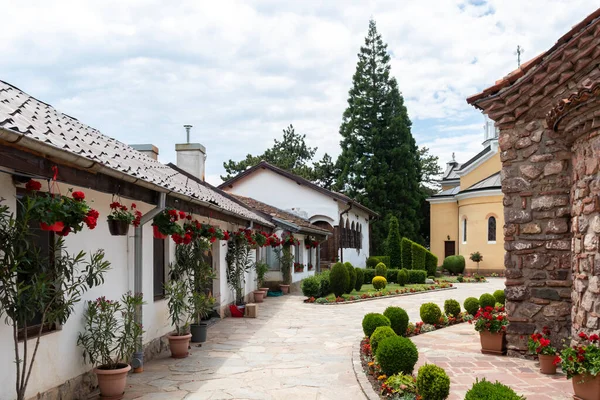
[444,241,456,258]
[313,221,336,263]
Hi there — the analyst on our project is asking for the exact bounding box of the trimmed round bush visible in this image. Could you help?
[408,269,427,284]
[354,268,364,292]
[397,269,408,286]
[372,276,387,290]
[384,306,409,336]
[375,262,387,277]
[464,378,525,400]
[444,299,461,316]
[479,293,496,309]
[420,302,442,325]
[417,364,450,400]
[464,297,480,315]
[370,326,396,353]
[301,276,321,297]
[376,336,418,376]
[493,289,506,305]
[319,271,330,297]
[442,255,465,275]
[363,268,375,284]
[329,262,349,298]
[362,313,391,337]
[344,262,356,294]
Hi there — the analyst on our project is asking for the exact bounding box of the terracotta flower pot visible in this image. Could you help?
[260,287,270,295]
[572,373,600,400]
[538,354,557,375]
[280,284,290,294]
[153,225,167,239]
[108,219,130,236]
[167,333,192,358]
[253,290,264,303]
[94,363,131,400]
[40,221,64,232]
[479,331,506,355]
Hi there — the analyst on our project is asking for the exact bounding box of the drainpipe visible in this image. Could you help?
[339,203,353,264]
[131,192,166,373]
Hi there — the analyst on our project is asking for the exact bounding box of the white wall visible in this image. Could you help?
[339,205,371,268]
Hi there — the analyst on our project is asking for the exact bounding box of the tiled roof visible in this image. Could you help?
[0,80,271,226]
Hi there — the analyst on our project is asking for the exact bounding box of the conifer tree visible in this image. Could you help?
[336,20,422,253]
[386,216,402,269]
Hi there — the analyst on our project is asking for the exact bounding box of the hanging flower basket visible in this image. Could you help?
[153,225,168,239]
[107,201,141,236]
[40,221,65,232]
[108,219,130,236]
[152,208,184,239]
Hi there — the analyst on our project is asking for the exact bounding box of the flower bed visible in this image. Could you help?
[306,283,454,304]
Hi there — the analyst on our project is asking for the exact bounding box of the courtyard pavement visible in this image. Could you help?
[122,278,573,400]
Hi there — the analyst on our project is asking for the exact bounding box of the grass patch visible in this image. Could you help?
[324,283,438,301]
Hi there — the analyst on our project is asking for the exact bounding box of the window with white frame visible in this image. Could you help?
[488,216,497,243]
[266,246,280,271]
[462,218,467,244]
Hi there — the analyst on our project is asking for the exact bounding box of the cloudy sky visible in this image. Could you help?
[0,0,595,185]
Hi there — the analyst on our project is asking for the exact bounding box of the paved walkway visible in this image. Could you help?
[122,279,572,399]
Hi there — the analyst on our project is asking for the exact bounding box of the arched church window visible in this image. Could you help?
[488,216,497,243]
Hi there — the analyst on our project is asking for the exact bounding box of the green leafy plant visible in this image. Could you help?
[416,364,450,400]
[354,268,364,292]
[479,293,496,309]
[556,332,600,379]
[425,252,438,277]
[471,306,508,333]
[370,325,397,353]
[493,289,506,305]
[318,270,331,297]
[397,269,408,286]
[470,251,483,274]
[362,313,391,337]
[442,255,465,275]
[528,327,556,356]
[77,293,145,369]
[375,262,387,277]
[226,235,254,304]
[383,373,417,397]
[165,279,191,335]
[301,276,321,298]
[329,262,349,297]
[401,238,413,270]
[444,299,461,317]
[152,208,185,236]
[372,276,387,290]
[255,261,270,288]
[386,216,402,269]
[384,306,409,336]
[464,297,480,315]
[344,262,356,294]
[464,378,525,400]
[420,303,442,325]
[376,336,418,375]
[456,274,464,283]
[408,269,426,284]
[411,242,427,269]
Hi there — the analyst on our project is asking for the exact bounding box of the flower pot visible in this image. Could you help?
[229,304,244,318]
[94,363,131,400]
[40,221,64,232]
[153,225,167,239]
[572,373,600,400]
[538,354,557,375]
[190,323,208,343]
[479,331,506,355]
[260,287,270,295]
[254,290,264,303]
[280,284,290,294]
[108,219,130,236]
[167,333,192,358]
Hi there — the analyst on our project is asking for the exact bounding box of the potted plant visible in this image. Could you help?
[255,261,270,295]
[294,262,304,273]
[152,208,184,239]
[107,201,142,236]
[555,332,600,399]
[470,251,483,274]
[470,305,508,355]
[277,243,293,294]
[528,327,557,374]
[164,279,192,358]
[226,231,253,315]
[190,292,215,343]
[77,293,144,399]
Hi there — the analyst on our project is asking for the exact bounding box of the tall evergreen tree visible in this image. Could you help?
[336,20,422,254]
[386,216,402,269]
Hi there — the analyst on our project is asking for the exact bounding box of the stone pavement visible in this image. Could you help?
[121,279,572,399]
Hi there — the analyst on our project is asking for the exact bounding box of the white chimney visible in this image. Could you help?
[131,144,159,160]
[176,125,206,181]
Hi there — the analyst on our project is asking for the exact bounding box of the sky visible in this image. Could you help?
[0,0,595,185]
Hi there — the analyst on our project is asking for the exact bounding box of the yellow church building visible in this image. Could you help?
[427,116,504,274]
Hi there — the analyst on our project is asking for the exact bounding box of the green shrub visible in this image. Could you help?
[344,262,356,294]
[363,268,375,284]
[420,303,442,325]
[456,274,464,283]
[397,269,408,286]
[375,262,387,277]
[401,238,413,269]
[319,271,330,297]
[362,313,391,337]
[425,251,438,277]
[386,268,399,283]
[408,269,426,284]
[301,276,321,297]
[479,293,496,309]
[384,306,409,336]
[370,326,397,353]
[411,242,427,270]
[416,364,450,400]
[372,276,387,290]
[493,289,506,305]
[367,256,390,268]
[442,255,465,275]
[329,262,349,298]
[443,299,461,316]
[354,268,364,292]
[376,336,418,376]
[387,216,402,269]
[464,297,480,315]
[464,378,525,400]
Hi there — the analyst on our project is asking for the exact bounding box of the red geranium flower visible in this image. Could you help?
[178,211,186,219]
[589,334,599,342]
[72,191,85,201]
[25,179,42,191]
[87,209,100,219]
[579,332,588,340]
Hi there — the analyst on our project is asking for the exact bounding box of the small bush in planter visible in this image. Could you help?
[301,276,321,298]
[408,269,426,284]
[397,269,408,286]
[416,364,450,400]
[444,299,461,316]
[384,306,409,336]
[375,262,387,277]
[329,262,349,297]
[344,262,356,294]
[464,297,480,315]
[376,336,418,375]
[420,303,442,325]
[372,276,387,290]
[370,326,397,353]
[479,293,496,309]
[464,378,525,400]
[362,313,391,337]
[493,289,506,305]
[354,268,364,292]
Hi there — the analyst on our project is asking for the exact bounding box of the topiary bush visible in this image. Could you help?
[442,255,465,275]
[479,293,496,309]
[444,299,461,316]
[420,302,442,325]
[375,262,387,277]
[397,269,408,286]
[411,242,427,270]
[401,238,413,269]
[318,271,330,297]
[387,216,402,269]
[386,268,399,283]
[425,251,438,277]
[376,336,418,376]
[362,313,391,337]
[363,268,375,284]
[464,297,480,315]
[301,276,321,297]
[329,262,349,298]
[344,262,356,294]
[372,276,387,290]
[383,306,409,336]
[354,268,364,292]
[417,364,450,400]
[464,378,525,400]
[370,326,397,353]
[367,256,390,268]
[493,289,506,305]
[408,269,426,284]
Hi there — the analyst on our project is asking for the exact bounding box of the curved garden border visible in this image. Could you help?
[352,340,380,400]
[308,286,457,305]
